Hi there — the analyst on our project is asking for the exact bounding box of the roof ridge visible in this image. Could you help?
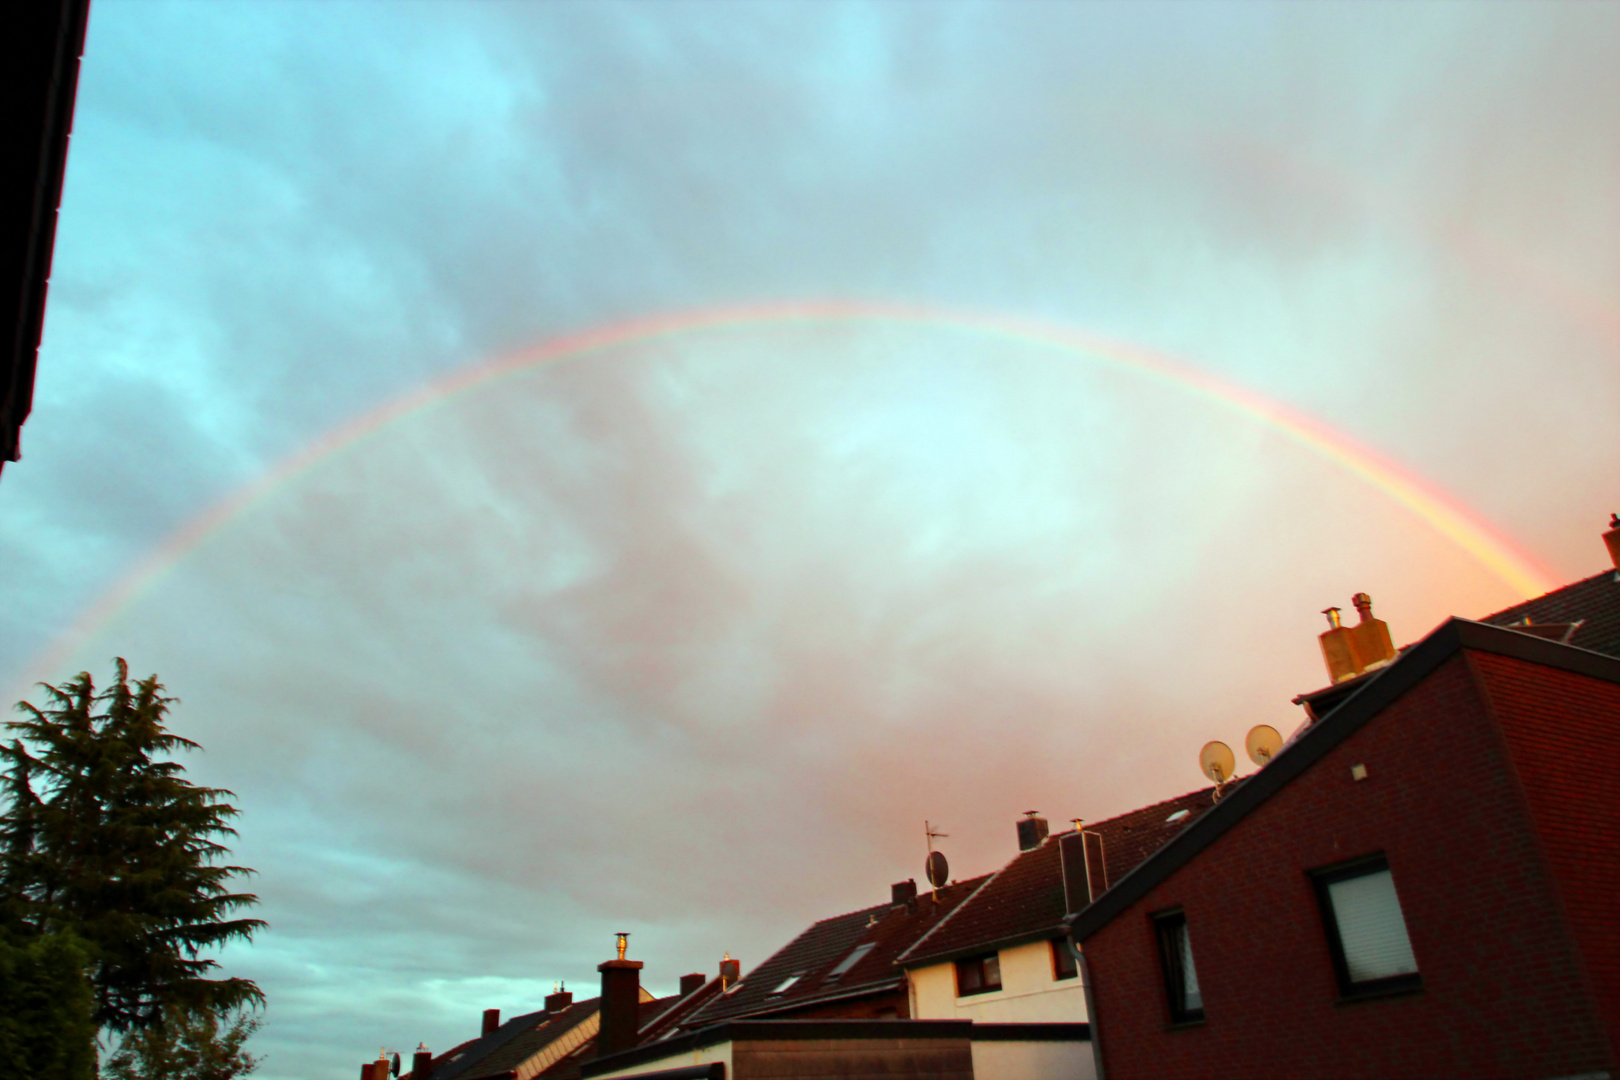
[1484,567,1618,615]
[894,867,1002,964]
[808,899,896,927]
[1090,785,1216,826]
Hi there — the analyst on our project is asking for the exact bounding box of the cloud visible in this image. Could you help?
[2,2,1615,1076]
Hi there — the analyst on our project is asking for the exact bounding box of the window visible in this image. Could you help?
[1050,939,1078,981]
[767,972,805,996]
[825,942,876,982]
[1152,909,1204,1024]
[954,952,1002,996]
[1312,854,1420,999]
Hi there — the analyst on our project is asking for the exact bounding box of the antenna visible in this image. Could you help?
[1199,741,1235,785]
[1245,724,1283,765]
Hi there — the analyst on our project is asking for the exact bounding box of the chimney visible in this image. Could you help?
[1605,513,1620,569]
[362,1051,389,1080]
[891,879,918,905]
[545,983,573,1013]
[481,1009,500,1037]
[679,972,706,996]
[1016,811,1049,852]
[1059,826,1108,916]
[411,1046,432,1080]
[1318,594,1396,683]
[718,952,741,989]
[596,933,643,1060]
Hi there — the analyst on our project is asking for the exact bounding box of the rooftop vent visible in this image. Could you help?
[1318,593,1396,684]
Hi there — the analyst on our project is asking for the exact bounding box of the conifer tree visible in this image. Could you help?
[0,660,266,1032]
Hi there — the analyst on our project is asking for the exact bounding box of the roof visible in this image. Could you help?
[1480,568,1620,660]
[534,978,730,1079]
[427,997,601,1080]
[681,877,987,1026]
[900,790,1216,968]
[1070,616,1620,942]
[4,0,88,477]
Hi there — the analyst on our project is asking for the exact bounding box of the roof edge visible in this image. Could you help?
[1070,617,1620,942]
[685,975,905,1023]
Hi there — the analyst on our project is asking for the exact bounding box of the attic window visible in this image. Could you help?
[1165,809,1189,823]
[825,942,876,981]
[768,972,805,996]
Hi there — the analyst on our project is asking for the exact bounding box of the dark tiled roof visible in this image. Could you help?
[683,877,988,1025]
[1481,569,1620,660]
[900,790,1216,967]
[429,998,599,1080]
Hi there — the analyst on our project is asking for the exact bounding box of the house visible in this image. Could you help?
[897,800,1214,1026]
[675,876,988,1027]
[1065,521,1620,1079]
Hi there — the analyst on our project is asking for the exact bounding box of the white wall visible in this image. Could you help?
[589,1039,732,1079]
[971,1039,1096,1080]
[908,941,1089,1022]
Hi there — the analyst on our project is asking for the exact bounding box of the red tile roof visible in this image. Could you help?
[682,876,988,1025]
[900,789,1217,967]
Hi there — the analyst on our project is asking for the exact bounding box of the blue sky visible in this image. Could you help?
[2,3,1617,1076]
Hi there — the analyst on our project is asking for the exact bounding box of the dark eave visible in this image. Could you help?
[3,0,89,477]
[899,923,1064,970]
[1069,617,1620,942]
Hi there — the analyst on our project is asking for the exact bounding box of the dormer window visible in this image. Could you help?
[824,942,876,982]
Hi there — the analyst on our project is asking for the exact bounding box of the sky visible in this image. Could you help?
[2,1,1617,1076]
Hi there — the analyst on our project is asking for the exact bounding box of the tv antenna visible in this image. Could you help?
[1245,724,1283,766]
[1200,740,1236,799]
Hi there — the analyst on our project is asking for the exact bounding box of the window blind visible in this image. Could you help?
[1327,868,1417,983]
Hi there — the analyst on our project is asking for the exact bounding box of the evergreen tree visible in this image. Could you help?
[0,660,266,1033]
[0,932,98,1080]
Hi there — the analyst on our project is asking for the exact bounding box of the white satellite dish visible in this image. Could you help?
[1246,724,1283,766]
[1199,741,1235,785]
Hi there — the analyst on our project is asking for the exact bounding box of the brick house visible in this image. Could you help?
[1069,615,1620,1079]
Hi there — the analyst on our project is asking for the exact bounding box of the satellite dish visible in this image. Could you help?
[1199,741,1235,784]
[1246,724,1283,765]
[925,850,949,889]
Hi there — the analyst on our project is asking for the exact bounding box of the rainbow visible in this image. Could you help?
[27,300,1557,682]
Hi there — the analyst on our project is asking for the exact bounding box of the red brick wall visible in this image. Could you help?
[1085,652,1614,1079]
[1474,652,1620,1058]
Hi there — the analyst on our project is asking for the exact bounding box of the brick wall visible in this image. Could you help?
[1084,652,1615,1079]
[1474,652,1620,1060]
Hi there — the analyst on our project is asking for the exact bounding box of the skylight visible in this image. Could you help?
[1166,809,1190,823]
[769,972,805,995]
[825,942,877,981]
